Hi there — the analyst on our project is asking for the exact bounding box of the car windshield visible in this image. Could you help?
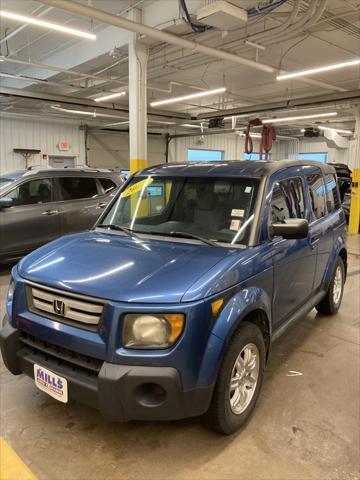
[98,176,260,245]
[0,178,16,191]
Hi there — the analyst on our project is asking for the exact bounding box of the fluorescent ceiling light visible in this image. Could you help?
[94,91,126,102]
[181,124,205,129]
[237,132,262,138]
[50,105,125,119]
[150,87,226,107]
[0,10,96,40]
[277,59,360,80]
[318,126,353,135]
[262,112,337,124]
[149,120,176,125]
[104,121,129,127]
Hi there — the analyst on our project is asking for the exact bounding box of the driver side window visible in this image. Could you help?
[7,179,53,206]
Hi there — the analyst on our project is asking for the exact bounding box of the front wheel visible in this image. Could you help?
[315,256,345,315]
[204,322,266,435]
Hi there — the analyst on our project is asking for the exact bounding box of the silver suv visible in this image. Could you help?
[0,167,124,264]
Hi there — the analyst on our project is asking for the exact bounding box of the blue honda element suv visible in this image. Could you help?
[1,160,347,434]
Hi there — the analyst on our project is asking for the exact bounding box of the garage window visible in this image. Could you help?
[7,179,53,206]
[243,152,272,160]
[59,177,99,200]
[298,152,328,163]
[187,149,224,161]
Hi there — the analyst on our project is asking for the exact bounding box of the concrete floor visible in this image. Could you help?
[1,236,359,480]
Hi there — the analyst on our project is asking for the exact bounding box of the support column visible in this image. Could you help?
[128,9,148,174]
[348,106,360,234]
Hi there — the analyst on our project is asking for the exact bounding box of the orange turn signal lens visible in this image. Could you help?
[164,314,185,343]
[211,298,224,316]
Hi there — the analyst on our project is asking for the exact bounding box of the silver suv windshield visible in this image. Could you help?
[98,176,259,245]
[0,178,16,191]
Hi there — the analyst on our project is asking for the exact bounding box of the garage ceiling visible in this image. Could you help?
[0,0,359,136]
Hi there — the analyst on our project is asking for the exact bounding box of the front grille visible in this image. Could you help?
[20,332,103,376]
[27,282,105,330]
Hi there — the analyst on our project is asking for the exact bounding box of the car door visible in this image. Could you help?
[267,174,317,326]
[306,170,339,291]
[0,177,60,259]
[56,176,106,235]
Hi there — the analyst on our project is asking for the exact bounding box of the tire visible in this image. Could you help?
[315,256,345,315]
[204,322,266,435]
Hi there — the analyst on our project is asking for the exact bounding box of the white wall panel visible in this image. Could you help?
[169,133,296,163]
[168,133,351,166]
[298,139,350,164]
[169,133,249,162]
[87,132,166,168]
[0,115,85,175]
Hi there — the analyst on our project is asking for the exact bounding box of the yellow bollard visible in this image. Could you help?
[348,168,360,234]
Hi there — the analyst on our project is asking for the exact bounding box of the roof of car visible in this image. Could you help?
[0,167,123,180]
[139,159,336,178]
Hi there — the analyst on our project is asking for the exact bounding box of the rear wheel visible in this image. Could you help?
[316,257,345,315]
[204,322,266,435]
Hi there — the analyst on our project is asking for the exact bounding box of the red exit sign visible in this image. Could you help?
[57,142,71,151]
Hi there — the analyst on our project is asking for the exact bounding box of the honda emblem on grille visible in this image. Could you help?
[53,299,65,316]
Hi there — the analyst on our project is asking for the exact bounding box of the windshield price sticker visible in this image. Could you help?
[245,186,252,193]
[230,219,241,231]
[231,209,245,218]
[121,178,154,198]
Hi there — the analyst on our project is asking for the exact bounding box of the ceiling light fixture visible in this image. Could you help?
[50,105,126,119]
[262,112,338,124]
[103,121,129,127]
[150,87,226,107]
[318,126,353,135]
[277,59,360,80]
[0,10,96,40]
[181,124,205,129]
[149,120,176,125]
[94,91,126,102]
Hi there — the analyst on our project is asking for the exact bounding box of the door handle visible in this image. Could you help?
[97,202,107,208]
[42,209,59,216]
[309,237,320,249]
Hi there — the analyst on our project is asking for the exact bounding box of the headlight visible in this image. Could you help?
[6,277,15,316]
[123,313,185,349]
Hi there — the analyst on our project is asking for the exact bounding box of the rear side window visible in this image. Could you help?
[324,173,341,212]
[306,174,326,220]
[99,178,117,194]
[270,177,306,223]
[8,178,53,206]
[59,177,99,200]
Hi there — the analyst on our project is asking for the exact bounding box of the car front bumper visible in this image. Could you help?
[0,317,214,422]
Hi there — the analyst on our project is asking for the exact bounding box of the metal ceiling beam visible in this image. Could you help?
[0,86,190,120]
[197,90,360,120]
[38,0,344,92]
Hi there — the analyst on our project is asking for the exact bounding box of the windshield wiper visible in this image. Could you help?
[169,231,217,247]
[97,224,139,239]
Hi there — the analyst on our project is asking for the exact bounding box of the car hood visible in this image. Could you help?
[18,231,236,303]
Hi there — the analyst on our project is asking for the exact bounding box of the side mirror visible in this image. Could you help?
[0,197,13,210]
[269,218,309,240]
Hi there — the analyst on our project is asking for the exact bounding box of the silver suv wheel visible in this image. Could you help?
[229,343,260,415]
[332,265,343,306]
